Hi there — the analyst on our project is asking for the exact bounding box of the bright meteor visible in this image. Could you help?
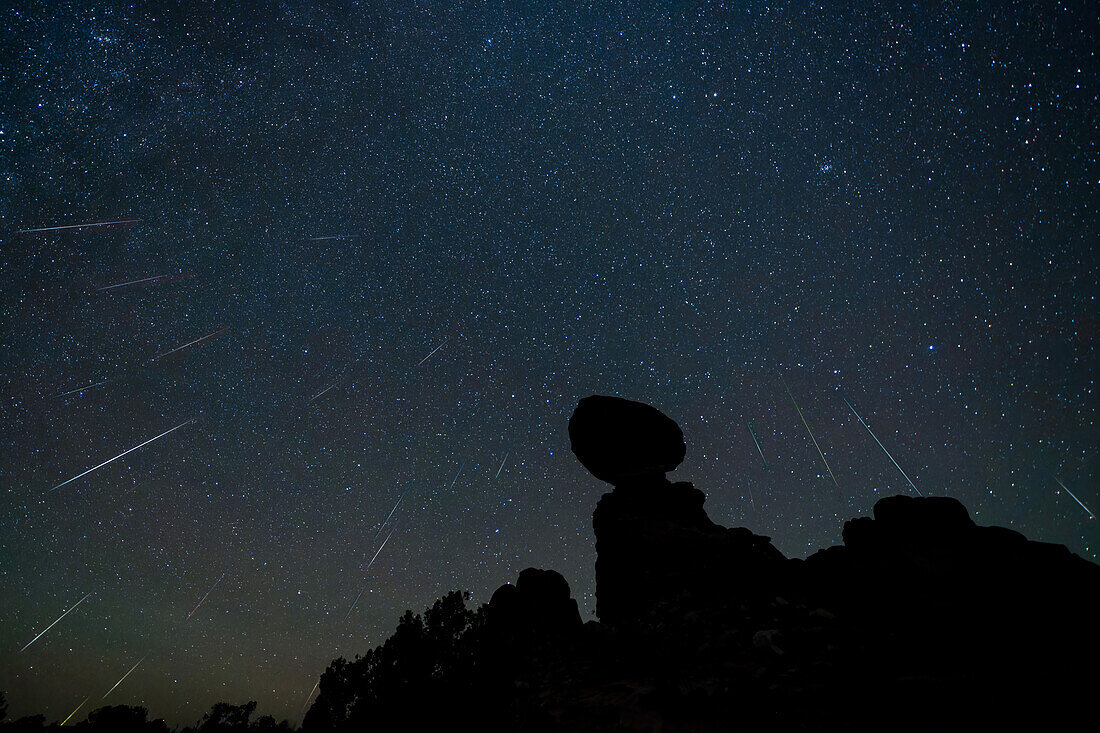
[20,591,94,652]
[149,327,228,363]
[102,655,147,700]
[95,274,171,292]
[47,418,197,493]
[746,421,769,470]
[381,488,409,529]
[61,697,90,726]
[416,337,448,367]
[53,380,109,399]
[1051,474,1094,519]
[842,396,923,497]
[18,218,141,235]
[780,375,842,496]
[448,462,465,490]
[343,531,394,622]
[307,383,338,404]
[300,680,321,721]
[186,573,227,620]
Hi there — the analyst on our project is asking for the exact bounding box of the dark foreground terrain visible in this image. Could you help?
[302,396,1100,732]
[5,396,1097,732]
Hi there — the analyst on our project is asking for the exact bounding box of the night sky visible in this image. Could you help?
[1,1,1095,727]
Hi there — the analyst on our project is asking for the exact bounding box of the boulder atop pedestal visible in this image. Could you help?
[570,395,786,625]
[568,395,685,487]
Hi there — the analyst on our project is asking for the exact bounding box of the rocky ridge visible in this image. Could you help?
[303,395,1100,732]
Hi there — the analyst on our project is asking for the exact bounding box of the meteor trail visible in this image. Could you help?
[343,531,394,622]
[61,697,90,726]
[20,591,94,652]
[47,417,196,493]
[495,452,508,479]
[18,218,141,235]
[747,479,756,512]
[842,396,923,496]
[1051,474,1094,519]
[307,383,337,404]
[371,485,412,543]
[780,375,842,495]
[186,574,227,620]
[95,274,171,292]
[746,421,769,470]
[382,488,409,527]
[300,680,320,720]
[416,337,448,367]
[53,380,109,399]
[102,655,147,700]
[448,462,465,490]
[150,327,228,363]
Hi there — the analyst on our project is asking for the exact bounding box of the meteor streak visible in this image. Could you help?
[1051,474,1094,519]
[300,680,320,720]
[20,591,94,652]
[61,697,90,726]
[343,531,394,622]
[95,274,171,292]
[307,383,337,404]
[842,396,923,496]
[53,380,109,399]
[371,486,411,544]
[746,421,769,470]
[18,218,141,235]
[780,375,842,495]
[102,655,147,700]
[150,327,228,363]
[186,574,227,619]
[48,418,196,493]
[495,452,508,479]
[448,462,465,490]
[381,487,409,528]
[416,337,448,367]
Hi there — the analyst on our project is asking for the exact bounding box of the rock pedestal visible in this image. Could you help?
[570,395,786,625]
[592,478,786,624]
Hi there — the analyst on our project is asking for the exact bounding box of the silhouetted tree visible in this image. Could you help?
[179,701,292,733]
[302,591,496,732]
[0,714,54,733]
[248,715,294,732]
[72,705,168,732]
[0,692,57,732]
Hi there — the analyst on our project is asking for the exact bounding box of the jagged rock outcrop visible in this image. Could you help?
[306,395,1100,733]
[800,494,1100,681]
[487,567,583,638]
[592,480,787,625]
[567,396,1100,729]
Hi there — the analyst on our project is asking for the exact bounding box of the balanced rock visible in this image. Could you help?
[569,395,685,487]
[571,396,787,625]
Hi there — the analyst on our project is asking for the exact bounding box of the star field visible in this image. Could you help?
[1,1,1095,726]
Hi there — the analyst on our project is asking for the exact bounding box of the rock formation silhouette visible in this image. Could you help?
[575,395,788,626]
[297,394,1099,732]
